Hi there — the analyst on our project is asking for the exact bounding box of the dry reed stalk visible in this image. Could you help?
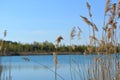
[54,36,63,80]
[53,52,58,65]
[4,30,7,37]
[101,37,106,45]
[77,0,120,80]
[71,44,76,50]
[92,23,98,32]
[83,50,87,56]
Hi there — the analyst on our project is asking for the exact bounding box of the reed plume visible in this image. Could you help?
[105,0,111,15]
[80,16,93,26]
[54,36,63,80]
[77,26,82,40]
[56,36,63,43]
[107,28,112,40]
[55,36,63,48]
[108,15,114,24]
[70,27,76,40]
[90,36,98,41]
[54,36,63,64]
[80,16,98,33]
[118,0,120,18]
[86,2,92,17]
[92,23,98,32]
[112,22,117,29]
[86,2,90,10]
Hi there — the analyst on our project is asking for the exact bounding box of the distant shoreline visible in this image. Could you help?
[0,52,83,56]
[1,52,120,56]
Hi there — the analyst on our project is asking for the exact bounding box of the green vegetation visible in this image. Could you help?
[0,0,120,80]
[0,40,87,56]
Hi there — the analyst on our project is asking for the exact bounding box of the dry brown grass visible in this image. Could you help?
[70,27,76,40]
[53,52,58,65]
[105,0,111,15]
[117,0,120,18]
[76,0,120,80]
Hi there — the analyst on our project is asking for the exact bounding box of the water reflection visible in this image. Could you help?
[0,56,57,80]
[0,54,119,80]
[0,57,12,80]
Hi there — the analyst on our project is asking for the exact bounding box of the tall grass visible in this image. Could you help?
[0,30,7,55]
[76,0,120,80]
[0,0,120,80]
[54,36,63,80]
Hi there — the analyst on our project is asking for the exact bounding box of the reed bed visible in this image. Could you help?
[68,0,120,80]
[0,0,120,80]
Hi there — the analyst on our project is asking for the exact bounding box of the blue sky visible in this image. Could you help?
[0,0,118,45]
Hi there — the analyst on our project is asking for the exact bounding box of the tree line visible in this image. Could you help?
[0,40,87,55]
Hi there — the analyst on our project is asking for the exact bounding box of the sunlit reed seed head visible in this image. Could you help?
[103,26,108,31]
[80,16,98,32]
[4,30,7,37]
[55,36,63,48]
[77,26,82,32]
[111,3,116,15]
[90,36,98,41]
[107,28,113,40]
[77,26,82,40]
[86,2,92,17]
[105,0,111,15]
[112,22,117,29]
[86,2,91,10]
[80,16,93,26]
[108,16,114,24]
[70,27,76,40]
[118,0,120,18]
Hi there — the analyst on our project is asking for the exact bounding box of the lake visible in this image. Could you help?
[0,54,119,80]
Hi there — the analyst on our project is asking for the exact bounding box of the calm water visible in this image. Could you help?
[0,54,119,80]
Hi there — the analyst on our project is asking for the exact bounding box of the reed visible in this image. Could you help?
[118,0,120,18]
[71,0,120,80]
[54,36,63,80]
[0,30,7,55]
